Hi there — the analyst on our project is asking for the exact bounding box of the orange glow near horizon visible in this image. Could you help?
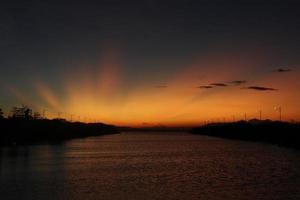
[5,49,300,127]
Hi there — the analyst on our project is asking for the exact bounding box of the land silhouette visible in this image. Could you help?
[0,105,118,146]
[1,105,300,149]
[191,119,300,149]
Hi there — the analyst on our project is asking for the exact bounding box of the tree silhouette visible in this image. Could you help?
[33,112,42,120]
[11,105,33,120]
[0,108,3,119]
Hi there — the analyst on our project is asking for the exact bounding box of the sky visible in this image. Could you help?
[0,0,300,126]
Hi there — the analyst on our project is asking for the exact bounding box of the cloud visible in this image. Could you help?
[230,80,247,85]
[155,85,168,88]
[197,86,213,89]
[242,86,278,91]
[273,68,291,73]
[210,83,228,87]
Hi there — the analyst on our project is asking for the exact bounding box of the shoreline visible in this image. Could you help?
[190,120,300,149]
[0,118,119,146]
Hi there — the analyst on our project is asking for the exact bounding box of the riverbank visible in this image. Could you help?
[0,118,119,145]
[190,120,300,149]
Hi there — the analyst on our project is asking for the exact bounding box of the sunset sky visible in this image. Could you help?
[1,0,300,126]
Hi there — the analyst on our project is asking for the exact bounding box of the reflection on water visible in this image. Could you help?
[1,132,300,200]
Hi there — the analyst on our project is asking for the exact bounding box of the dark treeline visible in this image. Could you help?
[0,105,119,146]
[190,119,300,149]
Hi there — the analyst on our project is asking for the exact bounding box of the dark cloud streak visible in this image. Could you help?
[210,83,228,87]
[230,80,247,85]
[242,86,278,91]
[197,86,213,89]
[273,68,291,73]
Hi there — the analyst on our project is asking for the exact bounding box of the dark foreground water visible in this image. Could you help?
[1,132,300,200]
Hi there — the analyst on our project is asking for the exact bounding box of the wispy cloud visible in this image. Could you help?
[242,86,278,91]
[155,85,168,88]
[230,80,247,85]
[273,68,291,73]
[210,83,228,87]
[197,86,213,89]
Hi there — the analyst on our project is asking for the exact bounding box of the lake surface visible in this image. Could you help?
[1,132,300,200]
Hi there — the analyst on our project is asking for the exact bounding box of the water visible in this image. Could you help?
[1,132,300,200]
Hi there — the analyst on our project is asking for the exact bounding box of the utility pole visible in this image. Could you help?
[279,107,282,121]
[274,106,282,121]
[258,110,262,120]
[42,109,47,119]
